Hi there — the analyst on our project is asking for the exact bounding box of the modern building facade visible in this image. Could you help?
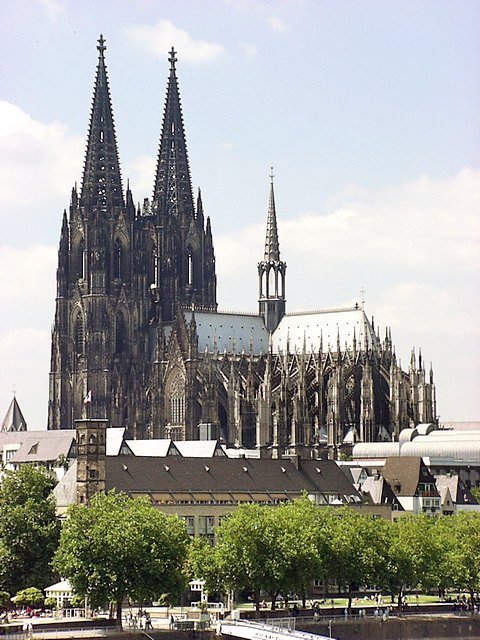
[48,37,437,458]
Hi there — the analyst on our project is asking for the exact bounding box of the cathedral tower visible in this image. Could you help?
[48,36,140,430]
[48,39,217,435]
[150,48,217,322]
[258,172,286,332]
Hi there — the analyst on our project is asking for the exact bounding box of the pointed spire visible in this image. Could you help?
[153,48,194,221]
[1,395,27,432]
[80,35,124,212]
[264,167,281,262]
[196,188,204,224]
[125,179,135,215]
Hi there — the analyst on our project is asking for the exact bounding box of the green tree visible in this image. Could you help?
[13,587,44,608]
[470,486,480,504]
[210,499,330,612]
[44,597,57,609]
[442,512,480,611]
[0,591,10,608]
[53,491,189,626]
[213,504,286,612]
[274,499,329,608]
[0,466,60,594]
[326,508,389,612]
[186,536,222,596]
[381,515,438,610]
[54,454,70,473]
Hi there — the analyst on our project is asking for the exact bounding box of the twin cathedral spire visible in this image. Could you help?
[48,36,284,430]
[76,35,281,324]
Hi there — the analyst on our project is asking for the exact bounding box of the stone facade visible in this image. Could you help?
[48,37,437,456]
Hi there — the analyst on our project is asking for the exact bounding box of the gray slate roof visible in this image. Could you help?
[272,307,375,353]
[180,310,270,354]
[0,429,76,463]
[105,456,361,500]
[9,431,75,464]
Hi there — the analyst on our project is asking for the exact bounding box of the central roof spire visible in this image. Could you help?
[264,167,281,262]
[80,35,124,212]
[153,48,195,221]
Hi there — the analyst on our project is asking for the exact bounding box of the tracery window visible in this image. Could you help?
[114,239,123,279]
[187,251,194,286]
[74,238,85,280]
[167,370,185,425]
[147,242,156,286]
[74,314,84,355]
[115,312,126,354]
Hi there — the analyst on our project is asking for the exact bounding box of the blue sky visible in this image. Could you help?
[0,0,479,427]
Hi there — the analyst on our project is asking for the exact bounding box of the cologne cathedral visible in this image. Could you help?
[48,37,437,457]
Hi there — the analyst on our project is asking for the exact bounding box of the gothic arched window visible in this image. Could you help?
[147,242,156,287]
[74,314,84,355]
[114,239,123,279]
[188,251,193,286]
[73,238,85,280]
[167,370,185,426]
[115,312,126,354]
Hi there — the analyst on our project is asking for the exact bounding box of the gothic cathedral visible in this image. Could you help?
[48,37,436,457]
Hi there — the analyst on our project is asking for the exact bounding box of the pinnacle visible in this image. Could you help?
[80,35,124,212]
[152,49,195,221]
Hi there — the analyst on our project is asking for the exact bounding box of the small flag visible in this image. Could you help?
[83,390,92,405]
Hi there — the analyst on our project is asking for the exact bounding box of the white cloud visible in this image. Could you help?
[0,245,56,302]
[36,0,64,19]
[0,101,83,211]
[125,154,157,199]
[217,168,480,290]
[126,20,226,63]
[240,42,257,58]
[0,244,57,429]
[0,328,51,430]
[266,16,290,34]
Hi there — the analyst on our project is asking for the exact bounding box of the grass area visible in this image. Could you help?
[237,593,448,610]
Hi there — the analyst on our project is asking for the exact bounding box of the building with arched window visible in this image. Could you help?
[48,37,436,459]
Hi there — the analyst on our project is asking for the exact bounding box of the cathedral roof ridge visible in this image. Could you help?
[198,309,261,318]
[285,305,363,316]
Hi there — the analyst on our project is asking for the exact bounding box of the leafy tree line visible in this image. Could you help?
[0,466,60,596]
[189,499,480,613]
[1,466,479,624]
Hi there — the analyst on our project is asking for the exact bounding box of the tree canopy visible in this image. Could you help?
[13,587,44,608]
[438,511,480,604]
[187,499,480,613]
[53,491,189,625]
[0,466,60,594]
